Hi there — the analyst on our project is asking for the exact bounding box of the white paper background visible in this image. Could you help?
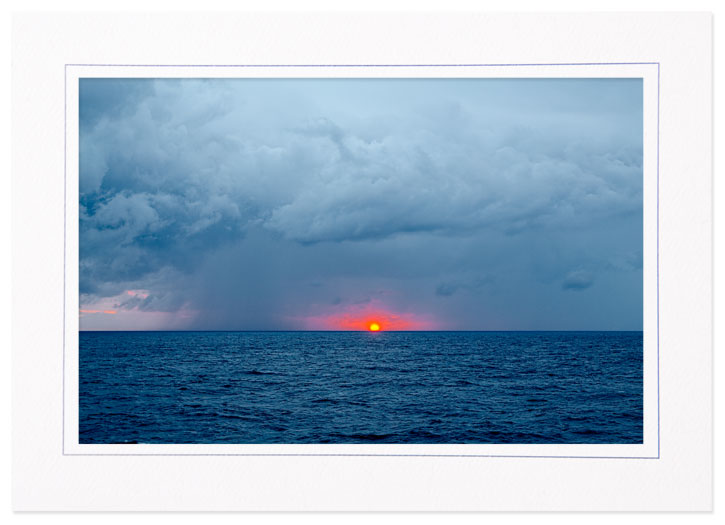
[11,9,712,512]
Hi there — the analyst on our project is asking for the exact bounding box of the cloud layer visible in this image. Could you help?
[79,78,643,330]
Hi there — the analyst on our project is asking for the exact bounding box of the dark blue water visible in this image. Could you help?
[79,331,643,444]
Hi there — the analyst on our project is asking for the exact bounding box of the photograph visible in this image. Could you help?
[77,77,645,445]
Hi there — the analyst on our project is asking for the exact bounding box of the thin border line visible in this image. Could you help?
[65,62,659,67]
[656,62,661,459]
[64,62,659,459]
[62,64,67,454]
[62,453,658,459]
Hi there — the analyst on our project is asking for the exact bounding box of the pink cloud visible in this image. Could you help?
[79,308,117,315]
[79,289,196,329]
[125,289,150,299]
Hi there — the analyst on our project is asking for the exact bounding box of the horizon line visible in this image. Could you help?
[79,329,644,333]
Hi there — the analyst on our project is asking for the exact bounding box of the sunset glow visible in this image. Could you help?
[298,301,438,331]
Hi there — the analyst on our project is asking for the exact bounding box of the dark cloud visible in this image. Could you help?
[436,277,495,297]
[79,78,155,127]
[435,283,458,297]
[562,270,595,291]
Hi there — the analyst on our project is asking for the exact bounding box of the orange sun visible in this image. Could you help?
[368,322,381,332]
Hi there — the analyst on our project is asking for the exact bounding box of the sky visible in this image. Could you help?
[79,78,643,331]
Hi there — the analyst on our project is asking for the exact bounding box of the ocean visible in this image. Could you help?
[79,331,643,444]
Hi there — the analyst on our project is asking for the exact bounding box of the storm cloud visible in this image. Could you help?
[79,78,643,330]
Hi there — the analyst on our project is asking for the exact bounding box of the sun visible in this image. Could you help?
[368,322,381,332]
